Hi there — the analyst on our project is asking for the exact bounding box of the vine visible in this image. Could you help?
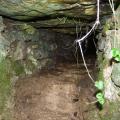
[75,0,117,106]
[95,81,105,105]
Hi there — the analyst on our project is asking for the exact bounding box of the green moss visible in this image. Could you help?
[97,52,104,81]
[99,102,120,120]
[103,23,110,33]
[86,101,120,120]
[0,58,12,114]
[0,58,26,119]
[97,68,104,82]
[11,60,25,76]
[97,51,109,82]
[19,23,36,35]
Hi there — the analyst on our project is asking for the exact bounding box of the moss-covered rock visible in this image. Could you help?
[0,0,115,27]
[0,16,57,119]
[99,102,120,120]
[0,58,12,119]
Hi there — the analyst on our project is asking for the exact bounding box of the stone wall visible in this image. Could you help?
[0,16,77,119]
[0,17,57,119]
[96,5,120,120]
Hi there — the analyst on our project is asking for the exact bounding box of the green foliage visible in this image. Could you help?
[96,92,105,105]
[95,81,104,90]
[111,48,120,62]
[95,81,105,106]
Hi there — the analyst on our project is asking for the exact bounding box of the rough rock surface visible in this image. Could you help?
[0,1,120,120]
[3,19,59,74]
[0,0,111,20]
[97,5,120,101]
[0,16,57,119]
[0,16,77,119]
[0,16,12,120]
[0,0,116,30]
[112,63,120,87]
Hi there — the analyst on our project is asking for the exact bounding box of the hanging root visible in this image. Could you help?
[75,0,100,83]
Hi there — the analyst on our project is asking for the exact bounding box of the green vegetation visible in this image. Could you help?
[0,58,12,113]
[111,48,120,62]
[95,81,104,90]
[11,60,25,76]
[95,81,105,105]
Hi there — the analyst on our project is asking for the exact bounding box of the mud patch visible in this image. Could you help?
[13,61,96,120]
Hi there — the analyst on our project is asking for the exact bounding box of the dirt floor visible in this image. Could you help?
[13,57,98,120]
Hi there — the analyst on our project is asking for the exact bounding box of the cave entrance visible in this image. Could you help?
[14,28,98,120]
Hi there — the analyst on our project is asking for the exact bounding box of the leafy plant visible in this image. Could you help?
[95,81,105,105]
[111,48,120,62]
[95,81,104,90]
[96,92,105,105]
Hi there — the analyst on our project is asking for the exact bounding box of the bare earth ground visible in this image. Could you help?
[13,58,98,120]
